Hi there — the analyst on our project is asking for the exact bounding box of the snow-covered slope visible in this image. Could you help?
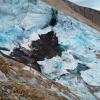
[69,0,100,10]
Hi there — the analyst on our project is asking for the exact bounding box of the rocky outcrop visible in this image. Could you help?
[0,56,79,100]
[64,0,100,27]
[30,31,60,60]
[9,31,61,72]
[49,8,58,27]
[0,82,66,100]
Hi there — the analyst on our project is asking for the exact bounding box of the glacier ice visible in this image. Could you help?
[0,0,52,49]
[38,10,100,99]
[0,0,100,99]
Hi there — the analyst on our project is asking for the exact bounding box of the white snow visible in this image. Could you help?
[69,0,100,10]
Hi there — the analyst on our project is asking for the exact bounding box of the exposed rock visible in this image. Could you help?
[0,0,100,99]
[0,81,67,100]
[49,8,58,26]
[10,46,32,64]
[30,31,60,60]
[64,0,100,27]
[0,56,79,100]
[0,57,12,76]
[96,52,100,59]
[10,31,61,72]
[0,71,8,82]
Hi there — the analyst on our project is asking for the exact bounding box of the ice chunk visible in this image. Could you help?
[81,69,100,86]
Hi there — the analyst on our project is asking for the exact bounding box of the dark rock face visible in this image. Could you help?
[10,31,60,72]
[30,31,60,60]
[10,47,32,64]
[49,8,58,27]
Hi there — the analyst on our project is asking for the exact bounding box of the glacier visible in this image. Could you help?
[0,0,100,99]
[37,9,100,100]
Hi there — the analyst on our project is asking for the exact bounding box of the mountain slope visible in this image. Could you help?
[0,0,100,99]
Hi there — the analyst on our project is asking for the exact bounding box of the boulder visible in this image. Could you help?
[30,31,60,60]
